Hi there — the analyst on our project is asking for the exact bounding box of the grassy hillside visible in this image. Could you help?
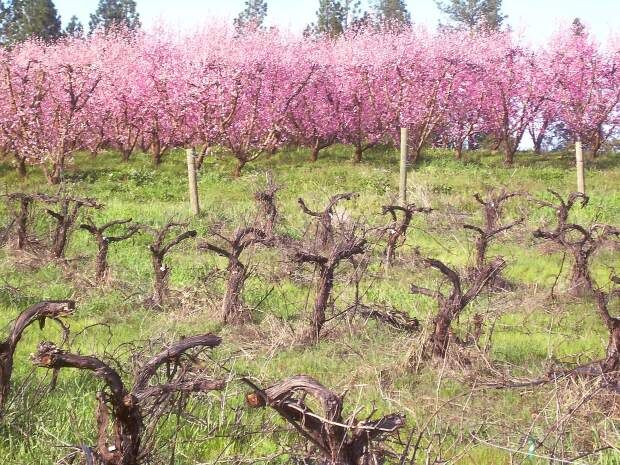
[0,146,619,464]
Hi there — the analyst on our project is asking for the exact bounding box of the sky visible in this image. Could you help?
[54,0,620,44]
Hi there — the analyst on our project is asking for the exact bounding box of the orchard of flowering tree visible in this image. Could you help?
[0,22,619,184]
[1,2,620,463]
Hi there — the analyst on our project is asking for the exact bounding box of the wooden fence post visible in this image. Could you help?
[399,127,408,205]
[575,137,586,195]
[187,148,200,216]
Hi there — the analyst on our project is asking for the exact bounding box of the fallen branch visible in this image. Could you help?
[351,303,420,332]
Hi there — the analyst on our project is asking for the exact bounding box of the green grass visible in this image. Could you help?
[0,146,618,464]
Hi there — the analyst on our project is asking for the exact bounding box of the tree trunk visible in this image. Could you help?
[233,158,245,178]
[222,260,250,324]
[455,141,464,160]
[428,312,453,358]
[0,348,14,413]
[52,222,70,259]
[568,253,591,297]
[503,143,515,167]
[602,323,620,373]
[532,120,549,155]
[140,137,151,154]
[151,256,168,307]
[353,145,363,164]
[120,148,132,162]
[310,266,334,343]
[409,143,423,165]
[385,234,397,267]
[310,144,320,162]
[16,156,26,178]
[533,134,544,155]
[46,161,64,185]
[589,132,602,159]
[474,236,487,271]
[95,240,110,282]
[467,134,478,151]
[16,198,30,250]
[151,139,162,166]
[195,146,209,170]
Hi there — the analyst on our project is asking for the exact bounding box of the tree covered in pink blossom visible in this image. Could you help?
[0,22,617,183]
[0,36,103,183]
[547,25,620,157]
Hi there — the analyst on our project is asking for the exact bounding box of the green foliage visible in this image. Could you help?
[234,0,268,31]
[372,0,411,27]
[64,14,83,37]
[306,0,362,37]
[436,0,506,30]
[88,0,140,33]
[0,1,7,42]
[1,0,61,44]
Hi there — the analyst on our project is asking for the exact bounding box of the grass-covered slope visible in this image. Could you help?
[0,147,618,464]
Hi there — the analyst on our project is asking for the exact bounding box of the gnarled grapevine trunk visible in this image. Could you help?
[6,193,33,250]
[428,303,459,358]
[298,192,358,249]
[382,203,433,267]
[245,375,405,465]
[33,334,223,465]
[292,232,366,343]
[221,259,249,324]
[0,301,74,414]
[411,256,505,359]
[463,191,522,288]
[533,191,618,297]
[81,219,139,282]
[46,196,103,259]
[310,266,334,342]
[199,226,271,324]
[144,222,197,308]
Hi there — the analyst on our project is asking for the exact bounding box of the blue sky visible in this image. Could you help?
[54,0,619,43]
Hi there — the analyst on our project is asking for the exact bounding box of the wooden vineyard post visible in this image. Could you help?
[399,127,408,205]
[575,137,586,195]
[186,148,200,216]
